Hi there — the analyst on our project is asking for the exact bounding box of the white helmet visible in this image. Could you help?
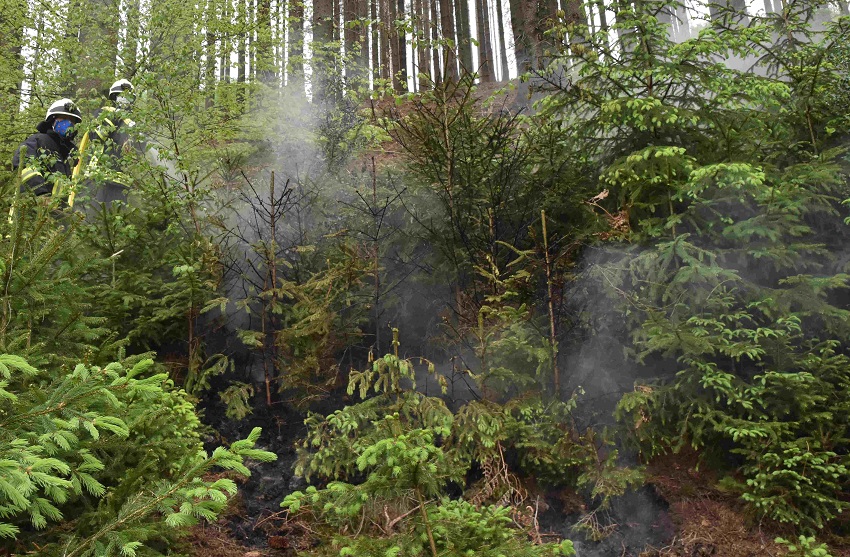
[109,79,133,100]
[45,98,82,123]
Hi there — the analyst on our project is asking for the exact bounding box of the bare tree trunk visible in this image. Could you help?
[123,0,142,74]
[439,0,457,80]
[379,0,392,82]
[220,0,231,82]
[495,0,508,79]
[74,0,120,94]
[204,0,218,105]
[344,0,368,87]
[289,0,305,85]
[248,0,257,81]
[256,0,275,83]
[475,0,493,81]
[371,0,380,83]
[430,0,442,85]
[397,0,408,87]
[673,2,690,41]
[313,0,334,99]
[416,0,428,88]
[390,0,404,90]
[238,0,247,84]
[508,0,533,71]
[455,0,474,71]
[0,0,26,128]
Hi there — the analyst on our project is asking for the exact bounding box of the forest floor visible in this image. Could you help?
[181,389,850,557]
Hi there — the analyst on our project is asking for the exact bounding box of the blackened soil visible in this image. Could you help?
[538,485,676,557]
[198,382,347,550]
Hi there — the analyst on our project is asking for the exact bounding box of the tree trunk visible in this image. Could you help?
[673,2,690,40]
[397,0,408,88]
[431,0,442,85]
[494,0,508,79]
[379,0,392,82]
[312,0,334,99]
[416,0,428,88]
[0,0,25,145]
[238,0,247,84]
[475,0,493,81]
[248,0,257,81]
[289,0,305,85]
[439,0,457,80]
[256,0,275,83]
[371,0,380,83]
[220,0,231,82]
[204,0,218,106]
[344,0,368,88]
[508,0,533,71]
[123,0,142,75]
[74,0,120,95]
[390,0,404,90]
[455,0,473,72]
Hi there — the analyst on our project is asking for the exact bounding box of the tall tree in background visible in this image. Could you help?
[430,0,442,85]
[205,0,219,106]
[475,0,494,80]
[455,0,474,71]
[290,0,306,85]
[257,0,276,83]
[439,0,457,80]
[310,0,347,98]
[0,0,26,146]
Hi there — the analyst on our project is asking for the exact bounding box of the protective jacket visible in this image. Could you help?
[93,106,134,160]
[12,121,76,196]
[85,106,136,205]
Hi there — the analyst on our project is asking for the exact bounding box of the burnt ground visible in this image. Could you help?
[186,388,850,557]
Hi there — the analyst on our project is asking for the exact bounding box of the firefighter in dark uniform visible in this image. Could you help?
[12,98,82,197]
[89,78,136,205]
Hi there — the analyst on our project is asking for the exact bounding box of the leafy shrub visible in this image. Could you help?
[0,353,276,556]
[282,345,644,554]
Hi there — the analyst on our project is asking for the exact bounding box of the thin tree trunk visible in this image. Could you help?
[430,0,442,85]
[238,0,247,84]
[475,0,493,81]
[397,0,408,88]
[344,0,367,87]
[249,0,257,81]
[541,210,559,396]
[289,0,305,84]
[371,0,380,83]
[439,0,457,80]
[0,0,26,126]
[455,0,473,72]
[495,0,508,79]
[508,0,533,71]
[390,0,404,90]
[379,0,392,81]
[417,0,428,88]
[312,0,334,99]
[204,0,218,106]
[256,0,275,83]
[220,0,231,82]
[123,0,141,74]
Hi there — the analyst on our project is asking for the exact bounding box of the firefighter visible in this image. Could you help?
[12,98,82,197]
[88,78,136,205]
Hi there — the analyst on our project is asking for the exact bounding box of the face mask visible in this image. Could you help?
[53,119,73,137]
